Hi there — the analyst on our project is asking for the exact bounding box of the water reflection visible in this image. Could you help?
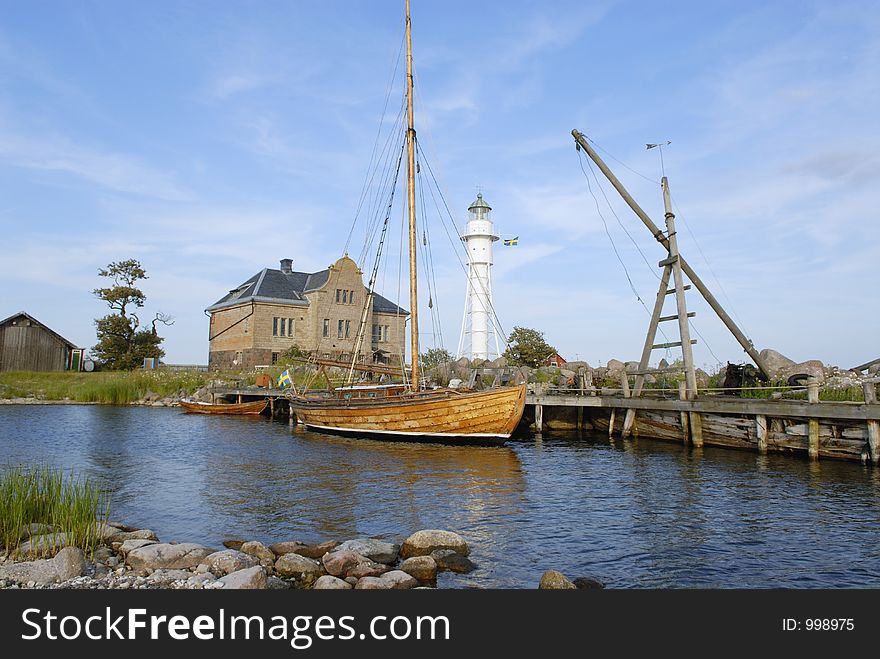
[2,405,880,587]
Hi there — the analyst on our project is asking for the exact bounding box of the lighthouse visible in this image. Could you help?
[456,193,503,361]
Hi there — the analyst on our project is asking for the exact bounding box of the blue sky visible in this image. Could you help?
[1,0,878,370]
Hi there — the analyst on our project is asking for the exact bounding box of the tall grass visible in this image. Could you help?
[0,369,210,404]
[0,465,111,556]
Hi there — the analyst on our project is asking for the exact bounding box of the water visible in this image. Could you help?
[2,404,880,588]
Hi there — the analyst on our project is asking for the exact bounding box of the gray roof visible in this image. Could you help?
[0,311,79,349]
[206,267,407,315]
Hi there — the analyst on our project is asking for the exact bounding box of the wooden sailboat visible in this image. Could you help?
[287,0,526,443]
[180,399,268,415]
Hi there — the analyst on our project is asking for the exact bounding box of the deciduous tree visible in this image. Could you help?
[503,326,556,368]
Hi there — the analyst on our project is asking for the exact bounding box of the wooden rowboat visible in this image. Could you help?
[179,399,268,415]
[289,383,526,443]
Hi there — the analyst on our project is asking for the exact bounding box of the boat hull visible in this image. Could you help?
[180,399,268,415]
[289,384,526,443]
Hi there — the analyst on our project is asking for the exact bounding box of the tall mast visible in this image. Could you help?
[405,0,420,390]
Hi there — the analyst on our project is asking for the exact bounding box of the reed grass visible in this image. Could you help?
[0,369,210,404]
[0,465,111,556]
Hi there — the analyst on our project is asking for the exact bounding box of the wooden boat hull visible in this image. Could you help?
[288,383,526,442]
[180,399,268,415]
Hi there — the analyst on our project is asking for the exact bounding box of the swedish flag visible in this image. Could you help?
[278,369,292,390]
[503,236,519,246]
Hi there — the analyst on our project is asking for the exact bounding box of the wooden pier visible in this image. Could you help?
[528,380,880,464]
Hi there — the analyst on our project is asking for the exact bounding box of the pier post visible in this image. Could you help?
[678,381,689,444]
[270,397,275,418]
[864,382,879,465]
[756,414,768,454]
[807,380,820,460]
[608,409,616,438]
[689,412,704,447]
[622,373,636,437]
[535,404,543,433]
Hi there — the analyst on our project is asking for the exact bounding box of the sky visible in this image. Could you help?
[1,0,878,371]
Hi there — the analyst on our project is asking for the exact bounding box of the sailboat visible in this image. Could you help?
[287,0,526,444]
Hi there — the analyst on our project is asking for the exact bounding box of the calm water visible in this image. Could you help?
[2,404,880,588]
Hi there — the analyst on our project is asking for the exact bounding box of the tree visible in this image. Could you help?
[503,326,556,368]
[92,259,173,370]
[420,347,454,370]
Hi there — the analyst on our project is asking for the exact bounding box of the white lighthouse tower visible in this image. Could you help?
[456,193,503,361]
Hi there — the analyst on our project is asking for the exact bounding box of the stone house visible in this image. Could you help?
[205,256,408,370]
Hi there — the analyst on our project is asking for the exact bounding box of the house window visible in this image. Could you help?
[271,352,279,364]
[345,320,351,338]
[323,319,330,338]
[337,320,344,338]
[288,318,294,337]
[383,325,389,342]
[280,318,286,337]
[342,290,348,304]
[349,290,355,305]
[372,324,380,343]
[272,317,278,336]
[336,289,341,303]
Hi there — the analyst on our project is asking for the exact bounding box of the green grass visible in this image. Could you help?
[0,465,111,556]
[0,369,211,404]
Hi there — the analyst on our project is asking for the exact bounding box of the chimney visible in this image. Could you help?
[280,258,293,274]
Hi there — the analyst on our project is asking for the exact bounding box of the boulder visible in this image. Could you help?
[18,523,54,541]
[759,349,796,377]
[606,359,625,373]
[269,541,306,557]
[119,539,158,556]
[313,575,352,590]
[222,539,246,550]
[355,576,392,590]
[322,550,387,579]
[53,547,88,581]
[333,539,399,564]
[399,556,437,583]
[294,540,339,559]
[573,576,605,589]
[267,576,292,590]
[200,549,259,576]
[275,553,325,585]
[401,530,469,558]
[781,360,826,385]
[218,566,267,590]
[97,524,158,544]
[539,570,577,590]
[14,532,70,559]
[430,549,475,574]
[379,570,419,590]
[126,543,215,573]
[240,541,276,567]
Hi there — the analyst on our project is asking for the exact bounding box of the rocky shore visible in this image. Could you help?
[0,522,598,590]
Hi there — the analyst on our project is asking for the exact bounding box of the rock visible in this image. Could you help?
[274,553,325,586]
[218,566,267,590]
[187,573,216,588]
[148,569,194,584]
[658,358,669,369]
[240,541,276,567]
[291,540,339,560]
[333,539,399,564]
[119,539,158,555]
[96,525,158,544]
[267,576,292,590]
[573,576,605,589]
[269,541,306,557]
[399,556,437,583]
[94,547,114,562]
[782,360,826,385]
[486,356,508,368]
[606,359,625,373]
[380,570,419,590]
[53,547,87,581]
[0,558,62,585]
[313,575,352,590]
[222,539,246,550]
[759,349,796,377]
[126,543,215,573]
[355,576,391,590]
[18,523,54,541]
[322,550,387,579]
[539,570,577,589]
[400,530,469,558]
[200,549,259,576]
[430,549,475,574]
[14,533,70,558]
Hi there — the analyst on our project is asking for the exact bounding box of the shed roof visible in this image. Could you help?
[0,311,79,349]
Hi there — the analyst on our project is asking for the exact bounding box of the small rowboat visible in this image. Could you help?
[179,399,268,415]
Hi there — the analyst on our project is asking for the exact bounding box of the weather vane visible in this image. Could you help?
[646,140,672,176]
